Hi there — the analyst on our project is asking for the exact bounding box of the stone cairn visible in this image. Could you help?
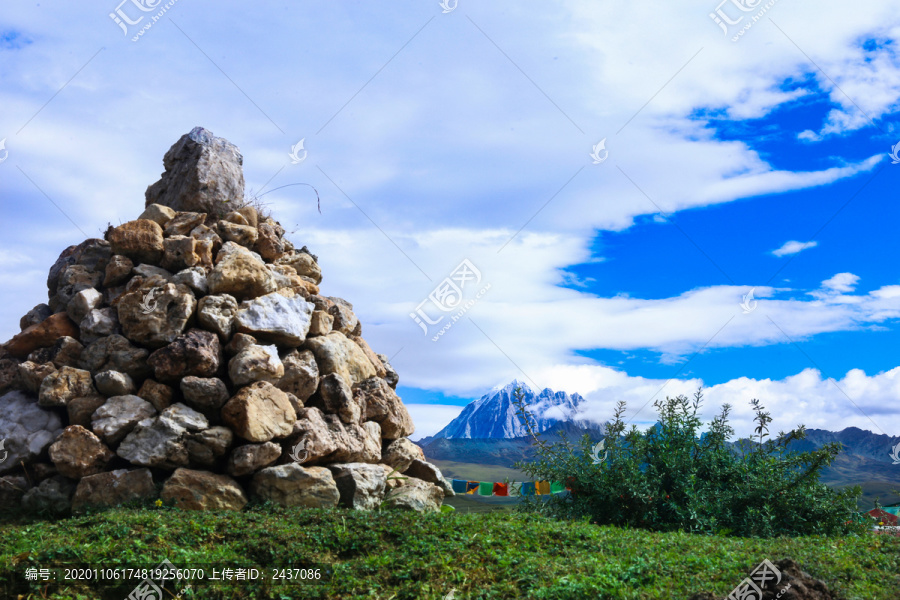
[0,127,453,515]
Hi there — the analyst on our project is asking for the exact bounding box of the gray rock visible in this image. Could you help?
[283,406,380,465]
[185,426,233,467]
[180,377,230,413]
[79,335,151,381]
[276,349,319,402]
[132,263,174,281]
[91,395,157,445]
[327,462,387,510]
[403,459,454,497]
[234,292,314,347]
[103,255,134,287]
[227,442,282,477]
[51,265,103,313]
[327,300,358,336]
[72,468,157,513]
[172,267,208,295]
[229,344,284,386]
[376,353,399,389]
[161,403,209,432]
[116,414,189,470]
[66,287,103,324]
[355,377,415,440]
[48,336,84,369]
[22,475,76,515]
[197,294,238,340]
[79,308,119,345]
[145,127,244,220]
[93,370,136,397]
[0,391,65,475]
[381,438,425,474]
[251,463,339,508]
[316,373,363,425]
[20,304,52,331]
[147,328,222,384]
[382,477,444,513]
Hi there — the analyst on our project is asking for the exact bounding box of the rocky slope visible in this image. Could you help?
[0,127,452,516]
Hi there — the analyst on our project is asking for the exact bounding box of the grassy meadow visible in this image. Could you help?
[1,502,898,600]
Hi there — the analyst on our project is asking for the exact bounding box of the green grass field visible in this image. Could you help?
[1,503,898,600]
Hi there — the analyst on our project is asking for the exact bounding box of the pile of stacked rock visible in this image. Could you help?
[0,127,453,515]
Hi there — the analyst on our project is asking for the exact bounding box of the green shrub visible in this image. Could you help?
[511,387,870,538]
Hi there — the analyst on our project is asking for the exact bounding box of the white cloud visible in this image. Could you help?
[797,130,821,143]
[1,1,900,439]
[409,364,900,441]
[547,363,900,439]
[820,273,861,293]
[772,240,818,257]
[407,404,466,442]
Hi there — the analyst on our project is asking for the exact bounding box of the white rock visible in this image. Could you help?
[234,292,314,346]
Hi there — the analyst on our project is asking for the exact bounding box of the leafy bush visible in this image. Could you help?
[511,387,871,538]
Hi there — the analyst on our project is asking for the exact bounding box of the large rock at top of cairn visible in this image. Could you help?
[145,127,244,220]
[0,127,435,514]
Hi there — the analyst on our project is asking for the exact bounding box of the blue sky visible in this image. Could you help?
[1,1,899,443]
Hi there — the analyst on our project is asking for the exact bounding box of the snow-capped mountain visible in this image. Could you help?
[423,379,597,440]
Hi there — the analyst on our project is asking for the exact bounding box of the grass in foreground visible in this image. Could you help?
[1,505,898,600]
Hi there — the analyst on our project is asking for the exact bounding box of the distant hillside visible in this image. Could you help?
[421,420,605,468]
[416,378,900,510]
